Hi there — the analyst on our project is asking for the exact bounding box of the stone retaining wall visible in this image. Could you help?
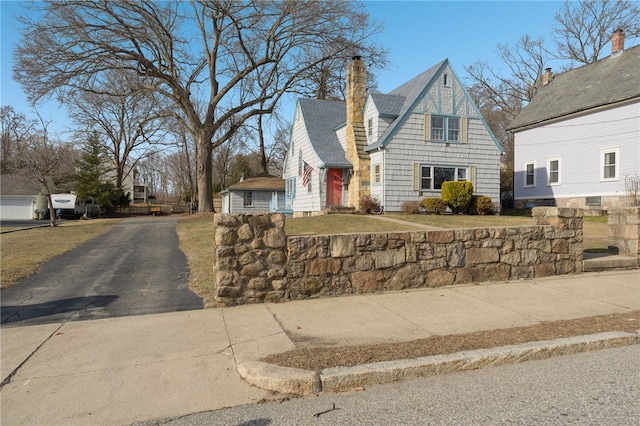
[213,207,583,307]
[608,207,640,258]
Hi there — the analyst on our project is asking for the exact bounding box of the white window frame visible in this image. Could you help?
[547,157,561,186]
[307,171,312,193]
[431,115,460,142]
[373,164,381,185]
[600,148,619,181]
[419,165,468,191]
[524,161,536,188]
[298,150,303,176]
[367,118,373,139]
[243,191,253,207]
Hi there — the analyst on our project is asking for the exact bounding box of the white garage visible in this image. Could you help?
[0,196,36,219]
[0,175,41,220]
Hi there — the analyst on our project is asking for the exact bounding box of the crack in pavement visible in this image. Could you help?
[0,323,64,390]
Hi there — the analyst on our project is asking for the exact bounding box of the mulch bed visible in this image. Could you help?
[261,311,640,372]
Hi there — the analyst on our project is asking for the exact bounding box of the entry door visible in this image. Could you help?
[326,168,343,206]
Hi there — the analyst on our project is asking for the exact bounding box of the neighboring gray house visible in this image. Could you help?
[221,174,286,214]
[509,30,640,212]
[283,57,503,215]
[0,175,42,219]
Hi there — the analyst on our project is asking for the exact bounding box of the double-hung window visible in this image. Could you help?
[243,191,253,207]
[547,157,560,185]
[524,161,536,187]
[373,164,381,185]
[601,148,618,181]
[430,116,460,142]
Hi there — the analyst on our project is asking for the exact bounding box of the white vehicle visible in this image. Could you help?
[50,193,99,219]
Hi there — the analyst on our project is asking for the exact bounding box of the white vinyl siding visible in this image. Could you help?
[514,102,638,203]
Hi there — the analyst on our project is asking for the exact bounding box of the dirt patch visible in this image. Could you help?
[261,311,640,372]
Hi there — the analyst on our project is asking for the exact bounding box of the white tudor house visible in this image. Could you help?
[282,57,503,216]
[509,30,640,212]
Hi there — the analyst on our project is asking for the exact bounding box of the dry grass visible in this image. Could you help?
[0,219,119,289]
[284,214,423,235]
[176,213,216,307]
[262,310,640,371]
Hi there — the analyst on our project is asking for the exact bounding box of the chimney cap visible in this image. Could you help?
[352,55,362,61]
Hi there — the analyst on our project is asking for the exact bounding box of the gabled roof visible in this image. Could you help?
[369,93,405,117]
[366,60,446,151]
[226,174,284,192]
[0,174,43,196]
[509,44,640,131]
[297,98,351,167]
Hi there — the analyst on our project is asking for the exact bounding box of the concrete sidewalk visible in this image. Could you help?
[2,270,639,425]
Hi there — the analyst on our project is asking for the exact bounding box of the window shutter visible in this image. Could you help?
[413,163,420,190]
[461,117,468,144]
[470,165,477,191]
[424,114,431,140]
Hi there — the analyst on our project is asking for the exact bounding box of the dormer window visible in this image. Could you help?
[367,118,373,139]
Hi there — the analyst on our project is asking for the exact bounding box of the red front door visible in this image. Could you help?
[326,168,343,206]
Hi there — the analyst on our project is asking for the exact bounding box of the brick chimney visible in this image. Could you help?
[612,29,625,54]
[345,56,370,208]
[542,68,553,87]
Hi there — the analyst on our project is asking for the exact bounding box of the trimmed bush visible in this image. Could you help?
[401,200,422,214]
[441,181,473,214]
[358,194,381,214]
[421,197,448,215]
[468,195,494,215]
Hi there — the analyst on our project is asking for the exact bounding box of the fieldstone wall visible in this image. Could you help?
[213,208,583,306]
[608,207,640,258]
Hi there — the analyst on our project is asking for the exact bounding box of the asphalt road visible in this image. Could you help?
[1,216,203,326]
[147,345,640,425]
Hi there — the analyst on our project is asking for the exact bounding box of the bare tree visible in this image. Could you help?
[0,106,36,173]
[14,1,386,212]
[553,0,640,65]
[465,35,551,119]
[24,113,76,226]
[69,71,170,191]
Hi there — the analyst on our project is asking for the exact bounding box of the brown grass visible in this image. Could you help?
[176,213,217,307]
[0,219,119,289]
[284,214,423,235]
[262,310,640,371]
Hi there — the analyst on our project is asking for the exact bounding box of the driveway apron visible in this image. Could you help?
[1,216,203,326]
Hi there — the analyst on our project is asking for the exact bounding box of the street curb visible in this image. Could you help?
[238,331,640,396]
[237,360,321,396]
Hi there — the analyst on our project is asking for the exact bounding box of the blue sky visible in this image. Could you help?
[0,1,586,139]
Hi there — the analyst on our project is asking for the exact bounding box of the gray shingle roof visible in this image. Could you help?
[227,174,285,191]
[366,60,446,151]
[509,44,640,131]
[369,93,405,117]
[0,174,42,195]
[298,98,351,167]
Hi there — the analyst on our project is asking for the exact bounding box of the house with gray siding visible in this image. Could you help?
[509,30,640,212]
[282,57,503,215]
[221,174,286,214]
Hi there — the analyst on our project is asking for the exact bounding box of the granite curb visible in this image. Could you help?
[237,330,640,396]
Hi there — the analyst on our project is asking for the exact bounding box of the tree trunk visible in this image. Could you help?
[46,193,58,227]
[196,134,214,212]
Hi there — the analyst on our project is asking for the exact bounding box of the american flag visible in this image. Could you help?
[302,161,312,187]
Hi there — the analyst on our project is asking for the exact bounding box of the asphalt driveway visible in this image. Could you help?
[1,216,203,326]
